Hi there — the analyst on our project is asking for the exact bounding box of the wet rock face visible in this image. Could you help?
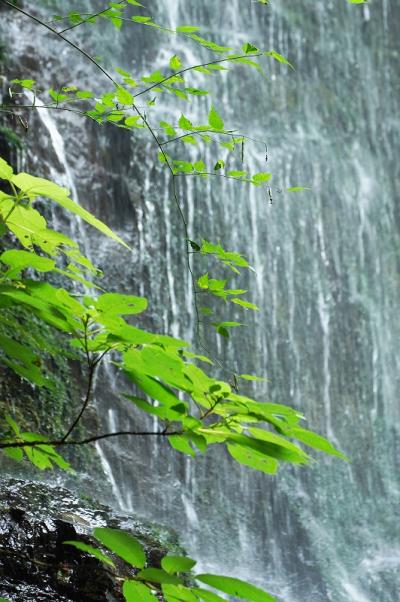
[0,478,181,601]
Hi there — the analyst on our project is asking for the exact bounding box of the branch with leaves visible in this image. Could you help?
[63,526,279,602]
[0,0,303,366]
[0,157,346,475]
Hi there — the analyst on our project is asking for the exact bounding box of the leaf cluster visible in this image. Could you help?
[0,157,346,474]
[65,526,278,602]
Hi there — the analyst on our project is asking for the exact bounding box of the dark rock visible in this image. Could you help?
[0,478,182,601]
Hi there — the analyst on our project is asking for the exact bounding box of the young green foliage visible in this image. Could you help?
[0,156,346,477]
[64,527,279,602]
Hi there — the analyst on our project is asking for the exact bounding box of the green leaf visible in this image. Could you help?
[186,87,208,96]
[123,581,158,602]
[197,273,209,289]
[208,106,224,131]
[93,527,146,568]
[242,43,259,54]
[220,140,235,151]
[11,172,130,249]
[178,114,193,130]
[125,116,144,128]
[126,368,183,409]
[161,555,196,574]
[116,86,134,105]
[212,321,243,338]
[48,88,69,103]
[15,435,72,471]
[230,298,259,311]
[0,201,46,248]
[286,186,311,192]
[188,239,200,251]
[131,15,152,23]
[11,78,36,90]
[126,395,184,421]
[176,25,200,33]
[170,55,182,70]
[207,65,228,72]
[1,250,55,274]
[264,50,294,69]
[173,160,194,174]
[168,434,196,457]
[189,34,232,54]
[107,111,125,122]
[252,172,272,184]
[181,135,198,145]
[137,568,184,585]
[227,443,278,475]
[160,121,177,136]
[288,427,349,460]
[96,293,147,318]
[135,346,188,388]
[247,427,309,462]
[76,90,94,99]
[64,541,115,567]
[192,589,227,602]
[2,446,24,462]
[0,333,46,386]
[182,351,213,365]
[348,0,367,3]
[5,414,21,435]
[239,374,268,382]
[227,171,247,178]
[162,584,199,602]
[195,574,277,602]
[193,160,206,172]
[0,157,13,180]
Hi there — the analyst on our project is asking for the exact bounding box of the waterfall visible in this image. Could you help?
[2,1,400,600]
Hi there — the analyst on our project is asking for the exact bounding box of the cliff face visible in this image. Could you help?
[0,478,180,601]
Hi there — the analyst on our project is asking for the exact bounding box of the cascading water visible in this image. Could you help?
[1,1,399,601]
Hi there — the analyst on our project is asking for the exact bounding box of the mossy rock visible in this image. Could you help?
[0,477,184,601]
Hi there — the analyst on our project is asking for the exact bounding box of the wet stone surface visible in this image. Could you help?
[0,477,181,601]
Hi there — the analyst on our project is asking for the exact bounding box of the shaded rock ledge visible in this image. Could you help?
[0,477,182,601]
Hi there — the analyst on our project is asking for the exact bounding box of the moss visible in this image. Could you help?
[0,125,24,151]
[0,307,99,473]
[0,41,6,64]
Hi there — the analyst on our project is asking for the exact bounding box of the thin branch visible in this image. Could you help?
[60,317,95,441]
[60,361,96,441]
[0,103,87,117]
[47,13,94,25]
[0,0,119,87]
[133,52,263,100]
[2,0,204,358]
[0,430,180,450]
[129,102,203,334]
[1,0,244,377]
[161,129,268,150]
[175,171,255,183]
[58,3,127,35]
[160,129,235,146]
